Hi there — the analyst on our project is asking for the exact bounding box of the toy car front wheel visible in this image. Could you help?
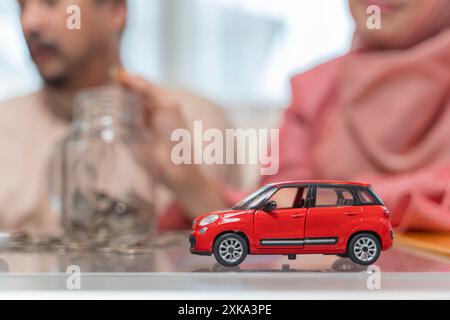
[213,233,248,267]
[347,233,381,266]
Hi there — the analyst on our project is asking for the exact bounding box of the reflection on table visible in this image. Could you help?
[0,232,449,274]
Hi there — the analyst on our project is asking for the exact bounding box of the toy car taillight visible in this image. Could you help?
[383,209,391,218]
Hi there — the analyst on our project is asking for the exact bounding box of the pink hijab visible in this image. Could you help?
[312,0,450,231]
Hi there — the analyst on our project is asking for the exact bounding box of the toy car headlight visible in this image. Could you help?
[199,214,219,227]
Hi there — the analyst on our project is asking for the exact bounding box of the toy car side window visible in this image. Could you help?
[293,187,309,208]
[267,187,306,209]
[315,186,356,207]
[356,188,376,205]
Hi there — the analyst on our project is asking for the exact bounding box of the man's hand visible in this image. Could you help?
[117,69,227,218]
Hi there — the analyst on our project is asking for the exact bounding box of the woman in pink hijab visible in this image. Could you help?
[263,0,450,232]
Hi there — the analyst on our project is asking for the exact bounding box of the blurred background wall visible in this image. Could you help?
[0,0,353,108]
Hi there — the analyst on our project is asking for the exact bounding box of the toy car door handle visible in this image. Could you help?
[345,212,359,216]
[292,213,305,218]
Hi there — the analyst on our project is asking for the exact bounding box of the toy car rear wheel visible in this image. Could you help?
[213,233,248,267]
[347,233,381,266]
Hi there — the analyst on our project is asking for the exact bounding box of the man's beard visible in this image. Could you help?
[26,32,70,89]
[43,74,70,89]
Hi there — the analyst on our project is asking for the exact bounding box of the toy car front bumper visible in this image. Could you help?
[189,235,212,256]
[189,234,196,249]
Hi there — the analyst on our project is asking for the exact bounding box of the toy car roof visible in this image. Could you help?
[267,180,372,188]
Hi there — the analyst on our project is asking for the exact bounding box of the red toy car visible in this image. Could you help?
[190,181,393,267]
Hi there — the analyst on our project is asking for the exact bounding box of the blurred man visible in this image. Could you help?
[0,0,237,233]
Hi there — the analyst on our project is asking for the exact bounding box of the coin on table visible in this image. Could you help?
[95,245,115,254]
[114,245,153,255]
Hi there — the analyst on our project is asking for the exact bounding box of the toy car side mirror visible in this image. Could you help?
[263,201,277,212]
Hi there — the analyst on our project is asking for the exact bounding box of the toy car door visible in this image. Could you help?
[304,185,362,249]
[254,186,309,249]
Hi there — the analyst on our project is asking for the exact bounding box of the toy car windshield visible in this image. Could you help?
[231,185,274,210]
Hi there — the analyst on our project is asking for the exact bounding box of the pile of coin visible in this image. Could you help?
[66,191,155,239]
[3,190,189,255]
[5,230,187,255]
